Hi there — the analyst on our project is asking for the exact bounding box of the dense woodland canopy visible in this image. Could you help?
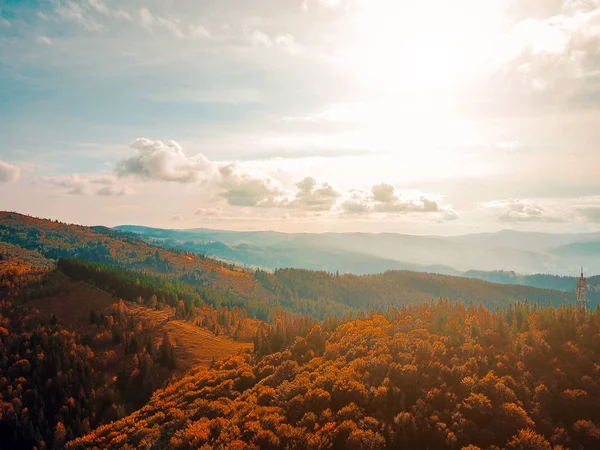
[69,301,600,450]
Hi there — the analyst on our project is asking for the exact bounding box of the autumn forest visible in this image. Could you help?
[1,212,600,450]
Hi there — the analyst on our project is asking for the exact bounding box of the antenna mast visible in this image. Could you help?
[576,268,588,310]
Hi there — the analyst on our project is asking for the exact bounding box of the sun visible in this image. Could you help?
[342,0,503,99]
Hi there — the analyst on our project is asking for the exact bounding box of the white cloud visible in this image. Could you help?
[36,36,52,46]
[139,8,184,38]
[96,185,133,196]
[483,198,569,223]
[195,207,222,216]
[173,213,183,221]
[287,176,340,211]
[275,34,301,55]
[219,163,285,207]
[113,10,133,21]
[116,138,216,183]
[245,29,301,54]
[45,174,132,196]
[88,0,108,15]
[57,0,103,31]
[439,209,460,222]
[574,196,600,222]
[0,160,21,183]
[341,183,446,216]
[248,29,272,47]
[189,24,211,39]
[303,0,344,10]
[46,174,92,195]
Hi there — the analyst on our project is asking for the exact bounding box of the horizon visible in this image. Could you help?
[5,209,600,239]
[3,209,600,278]
[2,1,600,234]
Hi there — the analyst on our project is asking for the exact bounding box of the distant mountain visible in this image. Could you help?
[0,212,588,318]
[115,225,600,276]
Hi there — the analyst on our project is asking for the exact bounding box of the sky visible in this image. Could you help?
[1,0,600,234]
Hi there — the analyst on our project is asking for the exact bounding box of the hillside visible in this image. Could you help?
[464,270,600,302]
[0,211,271,301]
[0,256,256,450]
[116,225,600,276]
[1,212,587,321]
[259,268,581,319]
[68,301,600,450]
[122,303,253,374]
[28,279,252,375]
[2,212,600,450]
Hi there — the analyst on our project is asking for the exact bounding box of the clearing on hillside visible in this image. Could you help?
[124,303,253,374]
[29,280,252,374]
[28,276,118,331]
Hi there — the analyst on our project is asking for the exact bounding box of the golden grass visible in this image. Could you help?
[29,279,252,375]
[124,303,253,374]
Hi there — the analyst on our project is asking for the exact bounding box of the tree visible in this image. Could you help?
[54,422,67,448]
[505,429,551,450]
[157,333,177,369]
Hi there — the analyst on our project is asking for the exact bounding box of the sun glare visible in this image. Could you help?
[331,1,506,157]
[344,1,504,97]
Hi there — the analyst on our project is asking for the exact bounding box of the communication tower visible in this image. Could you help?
[576,268,588,310]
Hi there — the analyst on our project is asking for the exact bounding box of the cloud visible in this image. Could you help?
[372,183,395,203]
[248,29,272,47]
[116,138,216,183]
[0,160,21,183]
[219,163,285,207]
[46,174,91,195]
[302,0,345,10]
[173,213,183,221]
[96,185,133,196]
[36,36,52,46]
[139,8,184,38]
[575,196,600,222]
[46,174,132,196]
[189,25,211,39]
[579,206,600,222]
[287,177,340,211]
[275,35,301,55]
[88,0,108,15]
[341,184,446,216]
[245,29,301,54]
[57,0,103,31]
[87,0,132,21]
[195,207,222,216]
[484,199,569,223]
[439,209,460,222]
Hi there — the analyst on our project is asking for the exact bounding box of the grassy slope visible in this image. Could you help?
[125,303,252,374]
[27,277,251,375]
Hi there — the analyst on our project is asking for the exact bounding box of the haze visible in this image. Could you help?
[2,0,600,234]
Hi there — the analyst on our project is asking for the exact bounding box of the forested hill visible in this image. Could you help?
[0,211,271,301]
[259,268,579,319]
[0,212,582,320]
[68,301,600,450]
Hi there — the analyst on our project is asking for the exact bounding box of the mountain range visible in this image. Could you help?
[116,225,600,277]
